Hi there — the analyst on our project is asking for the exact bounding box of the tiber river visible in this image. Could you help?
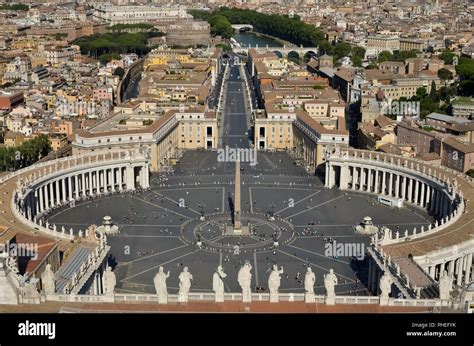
[232,32,282,48]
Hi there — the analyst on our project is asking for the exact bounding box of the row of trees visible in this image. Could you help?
[0,135,51,172]
[0,4,29,11]
[190,8,325,47]
[318,42,366,66]
[377,50,418,63]
[72,29,164,60]
[108,23,155,33]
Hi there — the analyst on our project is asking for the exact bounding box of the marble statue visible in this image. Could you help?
[379,272,392,305]
[154,266,170,304]
[102,266,116,295]
[178,267,193,302]
[268,264,283,302]
[19,281,41,304]
[238,260,252,303]
[304,267,316,303]
[41,264,56,295]
[439,271,452,300]
[324,269,338,305]
[305,267,316,294]
[213,266,227,302]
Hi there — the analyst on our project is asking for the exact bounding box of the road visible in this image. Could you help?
[220,61,251,149]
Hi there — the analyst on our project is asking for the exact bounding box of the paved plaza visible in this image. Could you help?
[49,150,432,296]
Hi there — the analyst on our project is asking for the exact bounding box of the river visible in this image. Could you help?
[233,32,282,48]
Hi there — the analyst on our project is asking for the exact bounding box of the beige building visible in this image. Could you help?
[73,108,218,172]
[367,35,400,54]
[4,131,25,148]
[49,134,68,152]
[399,38,425,52]
[254,107,349,172]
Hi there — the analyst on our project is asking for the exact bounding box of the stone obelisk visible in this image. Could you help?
[234,159,241,231]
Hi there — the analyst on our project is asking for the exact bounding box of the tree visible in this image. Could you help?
[0,4,29,11]
[99,53,121,65]
[113,67,125,79]
[438,49,455,64]
[351,46,366,59]
[467,169,474,178]
[318,41,334,55]
[429,80,437,101]
[333,42,351,60]
[416,87,428,98]
[209,15,233,39]
[438,68,453,86]
[439,86,456,102]
[0,135,51,171]
[456,58,474,96]
[351,56,363,67]
[392,50,417,62]
[377,51,393,63]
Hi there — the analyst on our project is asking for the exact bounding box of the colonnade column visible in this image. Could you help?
[448,260,455,276]
[374,170,379,194]
[420,183,425,207]
[118,167,123,191]
[407,178,413,202]
[381,171,386,194]
[103,169,107,191]
[126,166,135,190]
[401,176,406,200]
[353,166,359,190]
[111,168,115,192]
[67,176,72,201]
[456,257,464,286]
[49,183,54,208]
[44,184,49,209]
[75,174,79,198]
[414,180,419,204]
[38,186,44,212]
[464,253,472,285]
[394,174,400,198]
[61,178,66,203]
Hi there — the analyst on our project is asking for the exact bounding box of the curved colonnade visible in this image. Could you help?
[325,147,474,297]
[4,150,150,242]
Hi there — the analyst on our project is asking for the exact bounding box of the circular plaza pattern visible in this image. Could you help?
[179,214,296,253]
[46,150,433,296]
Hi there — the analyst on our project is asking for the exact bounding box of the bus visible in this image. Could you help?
[378,195,403,208]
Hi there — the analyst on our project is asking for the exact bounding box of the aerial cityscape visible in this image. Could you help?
[0,0,473,342]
